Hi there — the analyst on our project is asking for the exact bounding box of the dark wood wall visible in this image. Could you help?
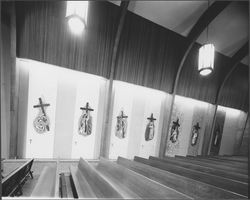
[1,7,12,158]
[15,1,249,111]
[16,1,120,78]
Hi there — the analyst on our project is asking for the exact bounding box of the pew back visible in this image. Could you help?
[31,161,59,197]
[76,157,122,198]
[96,157,191,199]
[2,159,34,196]
[134,156,248,198]
[117,157,246,199]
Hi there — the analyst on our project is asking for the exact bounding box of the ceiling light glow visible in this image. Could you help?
[66,1,88,35]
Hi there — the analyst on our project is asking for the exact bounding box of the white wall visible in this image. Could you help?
[219,106,247,155]
[109,81,166,159]
[165,95,210,157]
[71,72,106,159]
[17,58,107,159]
[25,60,58,158]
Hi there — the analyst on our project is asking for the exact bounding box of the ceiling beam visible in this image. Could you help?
[159,1,230,158]
[100,1,129,158]
[215,42,249,104]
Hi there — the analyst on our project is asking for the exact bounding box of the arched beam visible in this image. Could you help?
[159,1,231,158]
[207,42,249,155]
[172,1,231,95]
[100,1,129,158]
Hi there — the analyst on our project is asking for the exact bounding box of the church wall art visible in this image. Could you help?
[165,95,209,157]
[109,81,136,159]
[210,109,226,156]
[18,58,106,159]
[109,81,166,160]
[165,98,184,157]
[78,102,94,136]
[71,70,105,159]
[145,113,156,141]
[33,97,50,134]
[115,110,128,139]
[187,106,206,156]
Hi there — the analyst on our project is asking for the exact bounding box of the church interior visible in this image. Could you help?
[1,1,249,199]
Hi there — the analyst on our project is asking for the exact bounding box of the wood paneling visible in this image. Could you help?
[115,10,186,93]
[218,64,248,111]
[15,1,248,111]
[16,1,120,78]
[1,5,12,159]
[177,43,233,104]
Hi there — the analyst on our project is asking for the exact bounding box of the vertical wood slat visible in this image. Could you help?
[9,2,19,158]
[1,5,12,159]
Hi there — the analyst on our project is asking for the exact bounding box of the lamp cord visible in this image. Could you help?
[206,0,210,43]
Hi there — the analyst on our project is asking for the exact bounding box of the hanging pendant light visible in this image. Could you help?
[66,1,88,35]
[198,43,215,76]
[198,0,215,76]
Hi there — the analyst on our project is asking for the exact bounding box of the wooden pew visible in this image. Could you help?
[95,157,191,199]
[205,156,248,163]
[149,156,248,183]
[197,157,248,167]
[174,155,248,175]
[213,155,248,162]
[70,157,122,198]
[134,156,248,198]
[196,155,248,163]
[31,160,60,198]
[117,157,246,199]
[69,165,96,198]
[2,159,34,197]
[185,155,247,170]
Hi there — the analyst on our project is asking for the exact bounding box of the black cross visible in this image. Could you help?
[173,118,180,127]
[80,102,94,113]
[33,97,50,131]
[147,113,156,122]
[117,110,128,119]
[33,98,50,116]
[194,122,201,130]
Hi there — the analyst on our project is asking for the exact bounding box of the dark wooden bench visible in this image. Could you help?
[204,156,248,164]
[69,157,122,198]
[96,157,190,199]
[30,161,59,198]
[185,155,247,170]
[2,159,34,197]
[174,155,248,175]
[196,155,248,163]
[150,156,248,183]
[117,157,246,199]
[134,156,248,198]
[213,155,248,162]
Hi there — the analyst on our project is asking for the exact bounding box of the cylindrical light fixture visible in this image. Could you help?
[198,43,215,76]
[66,1,88,35]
